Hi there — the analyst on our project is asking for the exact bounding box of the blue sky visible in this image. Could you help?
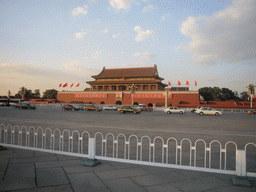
[1,0,255,96]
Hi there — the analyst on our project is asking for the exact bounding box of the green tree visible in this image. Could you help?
[199,87,214,101]
[199,87,240,101]
[34,89,40,99]
[42,89,58,99]
[240,91,248,101]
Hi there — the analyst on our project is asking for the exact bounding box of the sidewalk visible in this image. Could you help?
[0,147,255,192]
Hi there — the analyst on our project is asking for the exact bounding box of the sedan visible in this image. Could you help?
[84,105,102,111]
[117,106,141,114]
[196,107,222,116]
[0,102,10,107]
[164,107,186,114]
[17,102,36,110]
[62,104,79,111]
[247,109,256,115]
[103,105,118,110]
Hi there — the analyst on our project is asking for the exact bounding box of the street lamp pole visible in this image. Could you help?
[245,83,255,109]
[129,84,137,106]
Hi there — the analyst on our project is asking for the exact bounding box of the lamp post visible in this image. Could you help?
[245,83,255,109]
[129,84,137,106]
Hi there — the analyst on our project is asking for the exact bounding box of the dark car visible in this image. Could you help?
[62,104,79,111]
[17,102,36,110]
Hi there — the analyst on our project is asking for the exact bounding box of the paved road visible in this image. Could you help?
[1,105,256,148]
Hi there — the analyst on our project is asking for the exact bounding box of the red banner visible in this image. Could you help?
[133,94,165,98]
[75,94,107,98]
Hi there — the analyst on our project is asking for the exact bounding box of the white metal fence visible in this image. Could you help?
[0,124,255,177]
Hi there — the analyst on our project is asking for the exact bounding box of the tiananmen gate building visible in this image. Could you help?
[57,65,200,107]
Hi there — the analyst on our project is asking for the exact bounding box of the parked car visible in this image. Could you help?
[84,105,102,111]
[103,105,118,110]
[196,107,222,116]
[73,104,87,110]
[191,106,203,113]
[0,102,10,107]
[138,104,153,111]
[17,102,36,110]
[164,107,186,114]
[117,106,141,114]
[62,104,79,111]
[247,109,256,115]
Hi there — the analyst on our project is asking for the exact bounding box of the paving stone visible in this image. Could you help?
[56,154,81,161]
[139,165,173,174]
[0,163,36,191]
[207,185,256,192]
[36,159,83,169]
[67,172,110,192]
[103,178,146,192]
[10,155,58,164]
[130,171,187,186]
[34,151,56,156]
[171,176,230,192]
[95,167,149,180]
[174,169,214,179]
[106,161,140,169]
[36,167,69,188]
[64,162,114,174]
[9,184,74,192]
[0,158,9,172]
[144,183,182,192]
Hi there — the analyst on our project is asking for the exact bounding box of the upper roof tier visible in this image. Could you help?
[92,65,163,80]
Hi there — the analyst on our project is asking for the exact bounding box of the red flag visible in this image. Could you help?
[59,83,62,87]
[70,83,74,88]
[177,80,181,86]
[22,94,25,100]
[168,81,171,86]
[63,83,68,87]
[186,80,190,86]
[195,80,197,86]
[76,83,80,87]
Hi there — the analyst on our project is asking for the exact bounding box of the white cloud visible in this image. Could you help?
[160,12,170,22]
[109,0,132,10]
[75,31,87,39]
[134,26,156,42]
[92,51,101,59]
[142,5,158,13]
[72,5,88,16]
[179,0,256,65]
[133,52,157,59]
[112,33,121,38]
[101,28,109,34]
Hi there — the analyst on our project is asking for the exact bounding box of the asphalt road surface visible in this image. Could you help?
[0,105,255,149]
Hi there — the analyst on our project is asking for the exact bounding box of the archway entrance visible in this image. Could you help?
[116,101,122,105]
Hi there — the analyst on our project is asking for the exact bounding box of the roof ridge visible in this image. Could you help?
[104,66,156,70]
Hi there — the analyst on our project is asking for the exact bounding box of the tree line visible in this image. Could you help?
[199,87,249,101]
[0,87,58,99]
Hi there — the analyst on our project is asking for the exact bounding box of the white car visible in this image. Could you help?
[103,105,118,110]
[164,107,186,114]
[196,107,222,116]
